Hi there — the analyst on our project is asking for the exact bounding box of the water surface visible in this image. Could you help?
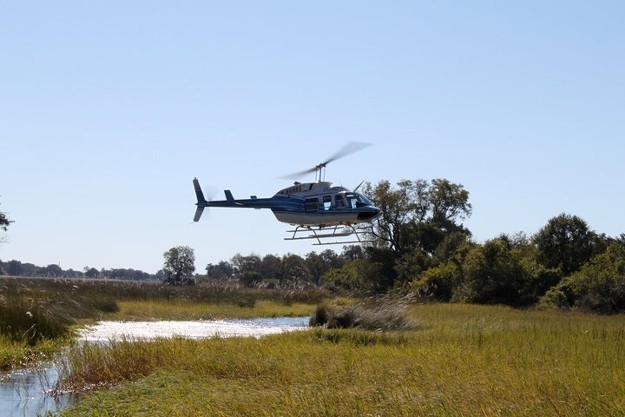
[0,316,309,417]
[78,316,309,341]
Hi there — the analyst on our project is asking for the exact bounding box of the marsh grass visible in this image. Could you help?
[0,277,321,370]
[59,303,625,416]
[109,299,316,321]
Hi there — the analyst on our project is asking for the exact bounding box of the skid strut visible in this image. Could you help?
[284,224,375,245]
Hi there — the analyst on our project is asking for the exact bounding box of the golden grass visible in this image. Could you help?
[59,304,625,416]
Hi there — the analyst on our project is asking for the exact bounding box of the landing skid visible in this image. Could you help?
[284,224,375,246]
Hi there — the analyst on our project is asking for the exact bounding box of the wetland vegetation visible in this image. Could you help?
[59,303,625,417]
[1,278,624,416]
[3,178,625,415]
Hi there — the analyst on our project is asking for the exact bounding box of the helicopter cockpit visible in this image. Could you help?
[335,192,374,210]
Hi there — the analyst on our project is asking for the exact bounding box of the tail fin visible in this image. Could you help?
[193,178,207,222]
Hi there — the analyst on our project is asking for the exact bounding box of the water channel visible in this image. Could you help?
[0,316,309,417]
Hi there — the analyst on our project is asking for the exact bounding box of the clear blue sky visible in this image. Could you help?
[1,1,624,274]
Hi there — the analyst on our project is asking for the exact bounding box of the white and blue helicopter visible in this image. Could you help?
[192,143,381,245]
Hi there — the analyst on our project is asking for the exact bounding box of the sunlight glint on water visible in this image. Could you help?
[0,317,309,417]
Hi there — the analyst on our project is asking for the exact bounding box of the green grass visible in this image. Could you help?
[58,304,625,416]
[109,299,316,321]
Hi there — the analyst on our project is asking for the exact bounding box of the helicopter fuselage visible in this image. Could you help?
[193,179,381,228]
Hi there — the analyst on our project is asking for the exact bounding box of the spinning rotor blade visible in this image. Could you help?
[282,141,371,179]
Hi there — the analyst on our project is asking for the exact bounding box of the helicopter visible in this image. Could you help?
[192,142,381,245]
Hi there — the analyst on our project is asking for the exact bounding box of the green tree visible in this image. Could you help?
[0,203,10,232]
[205,261,234,280]
[1,202,11,245]
[364,178,472,254]
[533,213,597,277]
[540,243,625,314]
[363,178,472,292]
[231,254,262,287]
[364,179,429,253]
[409,234,475,301]
[305,250,343,285]
[44,264,63,277]
[163,246,196,285]
[6,260,23,276]
[279,253,307,287]
[321,259,381,294]
[456,236,537,306]
[84,267,100,278]
[259,254,282,283]
[239,270,263,288]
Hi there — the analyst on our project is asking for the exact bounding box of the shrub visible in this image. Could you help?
[539,243,625,314]
[410,262,459,301]
[310,300,413,331]
[309,304,331,327]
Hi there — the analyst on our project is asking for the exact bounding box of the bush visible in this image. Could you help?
[410,262,459,301]
[309,304,331,327]
[539,243,625,314]
[310,300,413,331]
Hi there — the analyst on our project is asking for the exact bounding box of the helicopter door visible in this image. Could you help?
[335,194,346,209]
[323,195,332,210]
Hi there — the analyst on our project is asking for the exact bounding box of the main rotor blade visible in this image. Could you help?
[323,141,371,167]
[282,141,371,179]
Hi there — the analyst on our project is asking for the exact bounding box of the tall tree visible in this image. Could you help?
[163,246,196,285]
[533,213,596,276]
[364,178,472,254]
[364,179,428,252]
[231,253,262,287]
[429,179,472,231]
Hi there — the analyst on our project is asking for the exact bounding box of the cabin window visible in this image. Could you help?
[345,193,358,209]
[323,195,332,210]
[305,198,319,212]
[335,195,346,208]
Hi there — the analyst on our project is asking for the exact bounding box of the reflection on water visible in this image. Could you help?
[0,363,74,417]
[0,316,309,417]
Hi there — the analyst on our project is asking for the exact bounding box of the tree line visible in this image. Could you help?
[0,260,157,281]
[3,179,625,313]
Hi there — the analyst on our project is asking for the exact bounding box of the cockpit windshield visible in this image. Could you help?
[344,193,373,209]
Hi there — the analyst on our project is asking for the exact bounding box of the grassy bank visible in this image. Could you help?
[59,304,625,416]
[109,299,316,321]
[0,277,322,370]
